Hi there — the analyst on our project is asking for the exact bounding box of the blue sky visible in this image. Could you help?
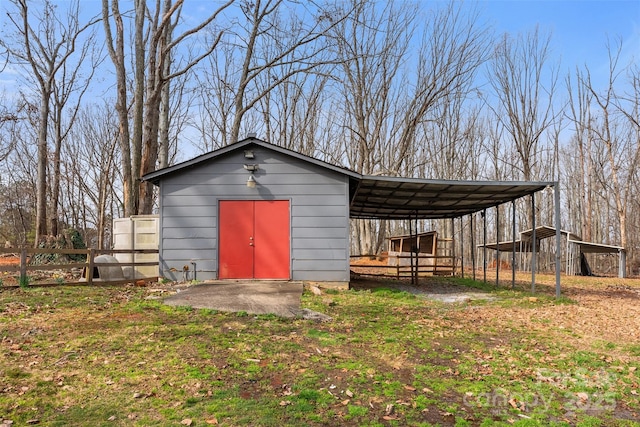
[1,1,638,101]
[480,0,639,79]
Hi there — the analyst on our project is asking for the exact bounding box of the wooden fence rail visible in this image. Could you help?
[350,254,456,278]
[0,247,158,287]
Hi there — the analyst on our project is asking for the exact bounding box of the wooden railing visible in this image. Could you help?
[0,247,158,287]
[350,254,456,278]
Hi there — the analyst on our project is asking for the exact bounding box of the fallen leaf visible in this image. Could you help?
[403,385,416,391]
[180,419,192,426]
[279,400,291,406]
[385,404,394,415]
[345,389,354,398]
[205,419,218,425]
[508,398,518,409]
[576,392,589,401]
[107,416,116,421]
[341,399,350,406]
[382,416,397,421]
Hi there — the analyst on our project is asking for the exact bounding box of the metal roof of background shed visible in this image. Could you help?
[143,138,554,220]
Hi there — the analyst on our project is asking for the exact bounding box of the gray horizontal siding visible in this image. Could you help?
[159,145,351,283]
[162,195,218,206]
[162,238,215,250]
[292,238,348,249]
[293,227,347,238]
[163,205,215,217]
[163,216,213,228]
[293,260,348,271]
[292,205,346,217]
[163,249,216,261]
[294,249,346,260]
[168,156,347,181]
[163,182,345,197]
[163,227,216,239]
[292,216,346,227]
[293,194,346,206]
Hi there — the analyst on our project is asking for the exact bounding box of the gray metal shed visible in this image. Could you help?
[144,137,560,292]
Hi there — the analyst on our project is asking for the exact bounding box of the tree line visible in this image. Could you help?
[0,0,638,275]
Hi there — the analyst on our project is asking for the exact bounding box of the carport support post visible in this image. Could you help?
[483,209,487,283]
[496,205,500,287]
[451,217,456,277]
[531,193,537,293]
[554,184,562,297]
[460,217,464,278]
[414,213,419,285]
[408,216,414,284]
[619,250,626,278]
[512,200,516,289]
[471,214,476,281]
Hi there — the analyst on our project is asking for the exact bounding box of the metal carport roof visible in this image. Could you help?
[349,176,553,220]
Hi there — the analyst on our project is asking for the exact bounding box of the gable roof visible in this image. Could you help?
[143,137,554,220]
[142,137,360,184]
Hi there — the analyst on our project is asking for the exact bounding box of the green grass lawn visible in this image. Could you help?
[1,277,639,426]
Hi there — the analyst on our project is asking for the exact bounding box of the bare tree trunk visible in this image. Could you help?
[34,93,50,245]
[158,0,173,169]
[103,0,134,216]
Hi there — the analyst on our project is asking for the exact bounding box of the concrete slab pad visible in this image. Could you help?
[163,281,304,318]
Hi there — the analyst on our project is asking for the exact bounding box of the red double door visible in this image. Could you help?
[218,200,290,279]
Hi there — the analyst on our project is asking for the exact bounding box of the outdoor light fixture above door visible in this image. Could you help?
[243,164,259,188]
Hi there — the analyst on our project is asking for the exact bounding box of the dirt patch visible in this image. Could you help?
[350,275,495,303]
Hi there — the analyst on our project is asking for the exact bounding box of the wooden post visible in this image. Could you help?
[87,248,95,286]
[20,247,27,287]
